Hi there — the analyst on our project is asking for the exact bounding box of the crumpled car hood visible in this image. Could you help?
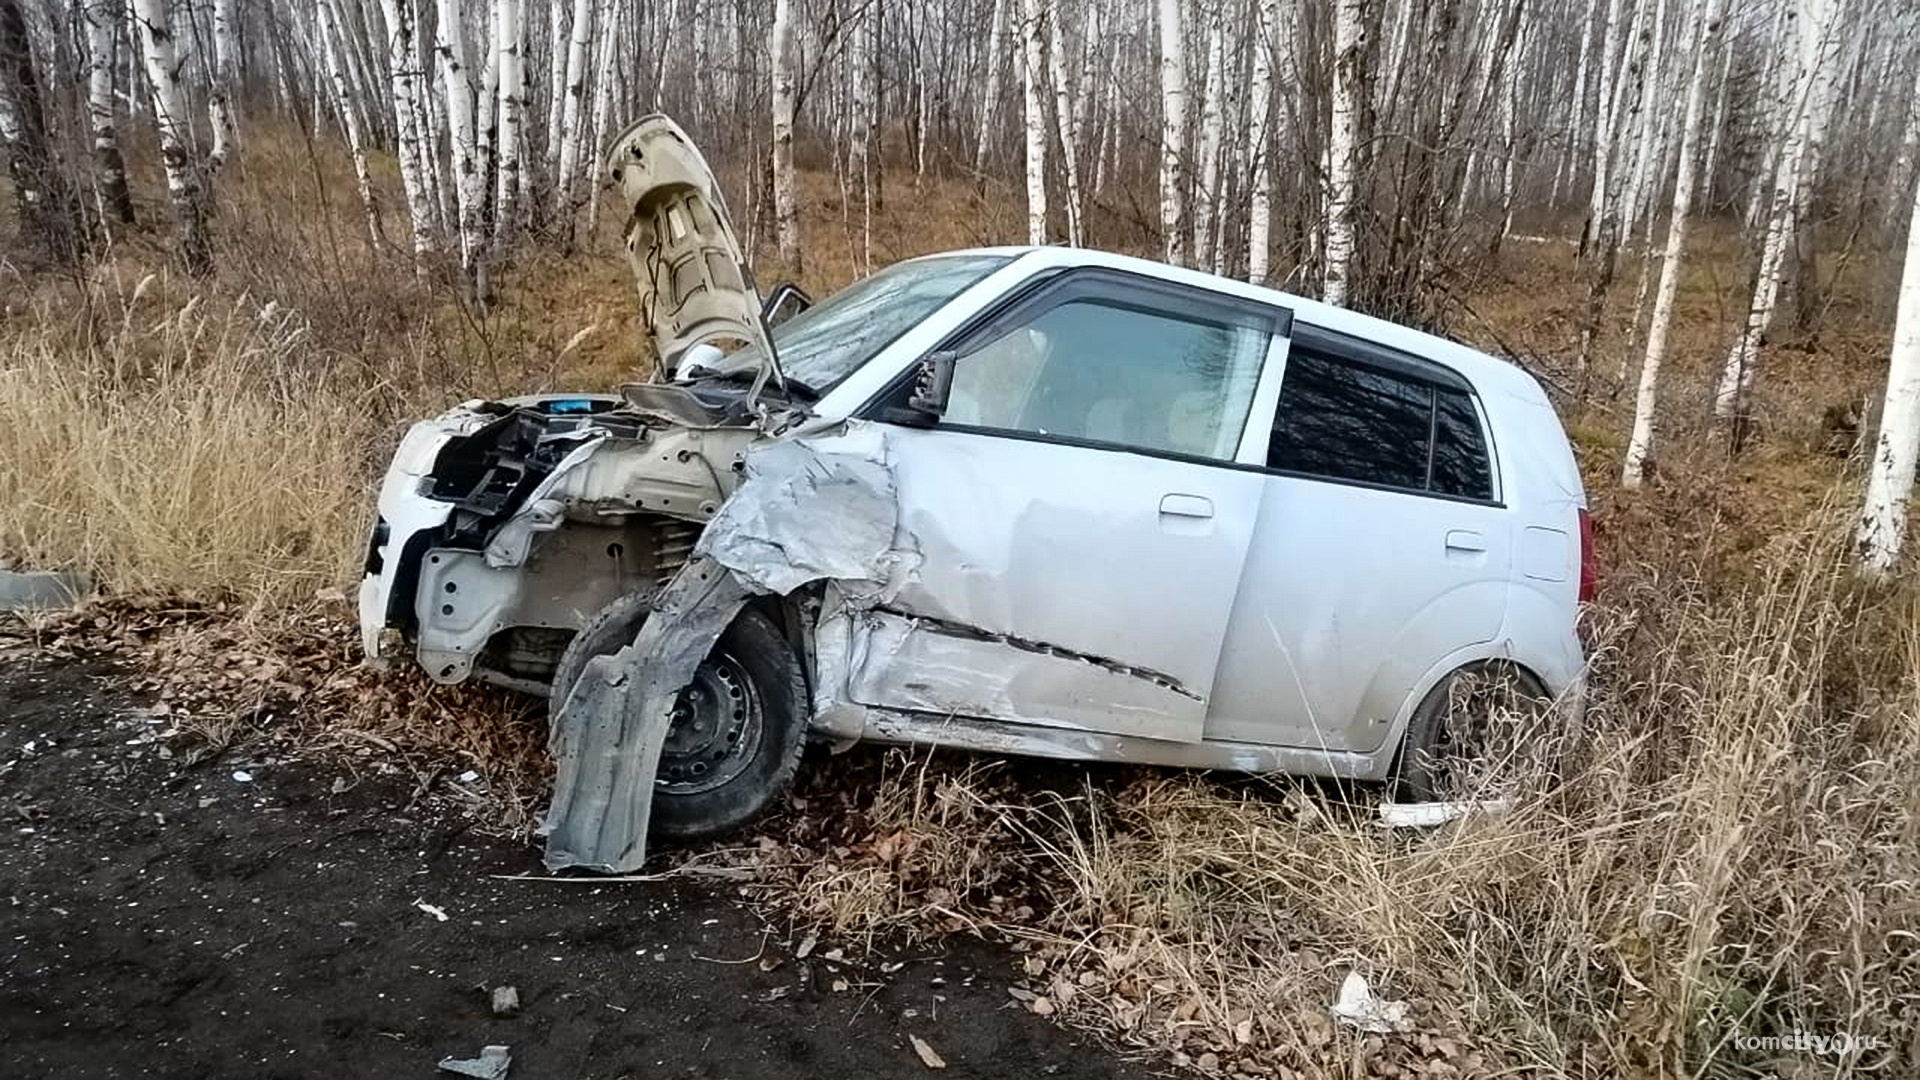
[604,114,779,385]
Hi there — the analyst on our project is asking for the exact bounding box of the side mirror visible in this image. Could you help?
[761,282,812,328]
[878,351,957,428]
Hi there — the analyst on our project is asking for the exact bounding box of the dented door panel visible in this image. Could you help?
[851,427,1265,742]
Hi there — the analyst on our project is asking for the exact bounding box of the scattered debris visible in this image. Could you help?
[1377,800,1509,828]
[490,985,521,1018]
[414,899,449,922]
[436,1044,511,1080]
[0,570,90,612]
[1330,971,1411,1034]
[231,770,254,783]
[795,930,818,959]
[907,1033,947,1070]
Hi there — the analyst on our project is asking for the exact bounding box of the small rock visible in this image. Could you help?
[490,986,521,1018]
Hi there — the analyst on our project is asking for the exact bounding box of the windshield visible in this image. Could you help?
[748,254,1011,393]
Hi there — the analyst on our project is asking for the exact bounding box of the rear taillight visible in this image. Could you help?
[1577,509,1597,604]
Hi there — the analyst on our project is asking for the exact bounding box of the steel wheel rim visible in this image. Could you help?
[658,650,764,795]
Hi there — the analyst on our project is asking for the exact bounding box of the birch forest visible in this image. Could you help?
[5,0,1907,562]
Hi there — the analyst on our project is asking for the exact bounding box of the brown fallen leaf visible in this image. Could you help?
[908,1034,947,1070]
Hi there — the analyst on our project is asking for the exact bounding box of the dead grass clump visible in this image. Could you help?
[0,279,385,611]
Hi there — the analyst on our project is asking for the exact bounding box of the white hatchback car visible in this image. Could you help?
[359,117,1590,871]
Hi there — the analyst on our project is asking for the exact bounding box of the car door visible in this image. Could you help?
[1204,325,1511,755]
[850,269,1288,743]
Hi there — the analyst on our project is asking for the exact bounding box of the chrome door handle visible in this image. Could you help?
[1159,494,1214,519]
[1445,529,1487,552]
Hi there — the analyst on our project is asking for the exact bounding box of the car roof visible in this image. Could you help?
[917,246,1541,401]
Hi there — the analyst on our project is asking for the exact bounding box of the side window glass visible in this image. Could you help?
[1268,350,1433,489]
[943,298,1268,462]
[1432,390,1493,500]
[1268,345,1495,500]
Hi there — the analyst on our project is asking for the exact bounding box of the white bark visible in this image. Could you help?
[1857,153,1920,575]
[84,0,134,224]
[207,0,237,171]
[554,0,595,225]
[492,0,526,244]
[1583,0,1627,252]
[770,0,802,272]
[131,0,212,273]
[975,0,1008,172]
[1246,0,1277,284]
[1156,0,1187,265]
[1324,0,1363,306]
[582,0,617,238]
[319,0,382,249]
[1049,1,1084,246]
[1714,0,1834,417]
[544,0,569,184]
[379,0,438,265]
[437,0,485,272]
[1624,0,1728,488]
[1194,11,1224,268]
[1020,0,1048,246]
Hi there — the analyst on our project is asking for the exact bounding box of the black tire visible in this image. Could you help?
[1391,665,1548,802]
[550,593,807,840]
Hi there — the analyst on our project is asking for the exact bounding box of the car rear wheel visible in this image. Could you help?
[1392,665,1551,802]
[550,592,807,840]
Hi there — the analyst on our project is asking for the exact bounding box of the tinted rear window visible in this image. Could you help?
[1269,347,1494,500]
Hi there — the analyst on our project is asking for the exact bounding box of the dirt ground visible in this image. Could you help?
[0,653,1152,1080]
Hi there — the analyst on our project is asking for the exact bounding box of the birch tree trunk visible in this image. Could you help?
[1714,0,1832,420]
[436,0,485,274]
[582,0,616,238]
[207,0,237,171]
[1857,152,1920,575]
[1245,0,1276,284]
[770,0,802,273]
[1194,11,1224,269]
[1020,0,1049,246]
[974,0,1008,172]
[132,0,212,274]
[83,0,135,225]
[1048,2,1084,246]
[1156,0,1187,265]
[319,0,384,249]
[1583,0,1627,254]
[378,0,438,266]
[1624,0,1728,487]
[492,0,526,246]
[1324,0,1364,306]
[554,0,594,235]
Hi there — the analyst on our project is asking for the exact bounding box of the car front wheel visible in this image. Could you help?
[550,593,808,840]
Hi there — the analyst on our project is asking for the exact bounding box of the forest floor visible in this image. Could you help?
[0,650,1149,1080]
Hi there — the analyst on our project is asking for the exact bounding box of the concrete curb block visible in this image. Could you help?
[0,571,92,613]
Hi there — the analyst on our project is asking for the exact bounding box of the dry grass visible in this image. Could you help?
[4,121,1918,1078]
[740,504,1920,1077]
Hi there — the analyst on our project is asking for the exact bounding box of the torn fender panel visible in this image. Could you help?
[694,424,919,598]
[543,424,920,872]
[543,557,750,873]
